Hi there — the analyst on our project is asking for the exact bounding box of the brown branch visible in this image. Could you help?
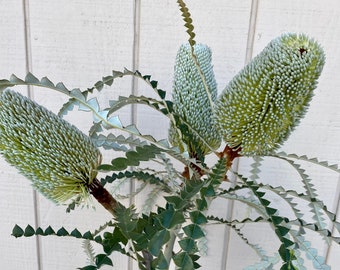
[218,144,241,169]
[88,178,118,216]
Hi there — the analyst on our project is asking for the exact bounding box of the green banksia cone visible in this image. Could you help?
[169,43,221,157]
[214,33,325,156]
[0,89,102,203]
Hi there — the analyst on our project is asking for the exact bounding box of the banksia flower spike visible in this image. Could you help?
[169,43,221,157]
[0,89,112,208]
[214,33,325,156]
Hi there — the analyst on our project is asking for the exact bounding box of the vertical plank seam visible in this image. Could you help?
[325,174,340,263]
[244,0,259,64]
[128,1,141,269]
[220,0,259,269]
[22,0,42,270]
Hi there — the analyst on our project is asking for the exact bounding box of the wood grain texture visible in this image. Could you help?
[0,0,339,269]
[26,0,134,269]
[0,1,39,269]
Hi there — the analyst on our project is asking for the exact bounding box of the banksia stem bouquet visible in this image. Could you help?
[0,90,117,214]
[214,33,325,156]
[0,3,338,269]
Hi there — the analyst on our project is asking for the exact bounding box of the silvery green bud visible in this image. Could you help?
[214,33,325,156]
[169,43,221,156]
[0,90,102,203]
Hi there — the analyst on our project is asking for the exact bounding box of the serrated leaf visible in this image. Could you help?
[157,89,166,99]
[158,205,185,229]
[275,226,290,237]
[57,227,69,236]
[148,229,170,256]
[189,211,207,225]
[83,231,94,240]
[107,115,123,128]
[70,88,85,101]
[40,76,55,88]
[56,82,69,92]
[183,224,205,239]
[12,224,24,237]
[173,252,194,270]
[179,237,196,252]
[266,207,277,216]
[152,251,168,269]
[124,124,140,135]
[25,72,39,84]
[10,74,25,84]
[86,98,100,112]
[94,80,104,91]
[71,228,82,238]
[44,226,55,235]
[165,195,187,209]
[95,254,113,267]
[102,76,113,86]
[35,227,44,235]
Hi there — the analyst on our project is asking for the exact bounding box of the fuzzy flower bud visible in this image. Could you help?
[169,43,221,156]
[0,89,102,203]
[214,33,325,155]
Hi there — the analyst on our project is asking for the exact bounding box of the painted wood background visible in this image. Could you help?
[1,0,340,269]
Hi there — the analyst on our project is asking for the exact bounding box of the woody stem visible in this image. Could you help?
[88,178,118,216]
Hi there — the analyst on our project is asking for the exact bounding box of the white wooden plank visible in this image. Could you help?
[24,0,135,269]
[0,1,38,269]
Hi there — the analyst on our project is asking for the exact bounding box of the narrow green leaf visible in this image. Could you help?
[111,157,129,171]
[97,164,115,171]
[77,265,97,270]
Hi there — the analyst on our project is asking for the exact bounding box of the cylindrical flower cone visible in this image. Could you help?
[169,43,221,157]
[214,33,325,156]
[0,89,117,213]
